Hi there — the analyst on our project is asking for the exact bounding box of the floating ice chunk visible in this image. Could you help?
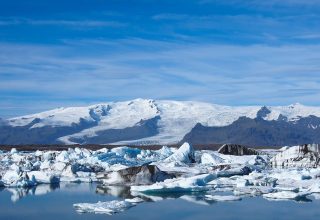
[207,177,236,188]
[279,146,290,151]
[111,147,141,158]
[52,162,67,171]
[274,186,299,192]
[28,171,60,184]
[156,146,173,158]
[308,183,320,193]
[2,171,36,187]
[43,151,55,161]
[39,160,51,170]
[56,151,70,163]
[124,197,144,203]
[217,166,251,178]
[270,170,312,181]
[163,142,195,164]
[35,150,43,157]
[201,153,224,165]
[270,144,320,168]
[131,174,215,193]
[99,165,174,185]
[205,195,241,201]
[11,153,25,163]
[73,199,138,215]
[234,186,274,196]
[246,172,277,187]
[10,164,20,173]
[246,156,268,168]
[236,179,250,188]
[263,191,310,200]
[10,148,18,154]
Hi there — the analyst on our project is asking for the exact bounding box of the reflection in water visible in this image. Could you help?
[73,185,220,215]
[5,183,60,202]
[3,183,316,206]
[96,185,134,199]
[94,184,315,206]
[1,183,320,220]
[95,185,224,205]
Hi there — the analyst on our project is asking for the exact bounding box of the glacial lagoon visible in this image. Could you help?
[1,143,320,219]
[1,183,320,220]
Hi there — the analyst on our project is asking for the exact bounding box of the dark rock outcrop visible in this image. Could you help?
[98,165,175,185]
[217,144,259,156]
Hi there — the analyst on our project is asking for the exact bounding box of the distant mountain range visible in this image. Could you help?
[1,99,320,146]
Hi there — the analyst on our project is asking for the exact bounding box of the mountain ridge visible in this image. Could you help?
[1,99,320,146]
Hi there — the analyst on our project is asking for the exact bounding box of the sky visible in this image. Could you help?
[1,0,320,118]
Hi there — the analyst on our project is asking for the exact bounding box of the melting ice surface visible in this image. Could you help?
[1,143,320,219]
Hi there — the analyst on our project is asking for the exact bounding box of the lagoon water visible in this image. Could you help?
[1,183,320,220]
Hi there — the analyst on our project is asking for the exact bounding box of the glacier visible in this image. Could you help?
[3,99,320,145]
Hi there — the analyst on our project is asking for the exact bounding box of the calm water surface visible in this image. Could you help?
[0,183,319,220]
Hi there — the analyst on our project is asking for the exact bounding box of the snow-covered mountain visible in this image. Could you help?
[1,99,320,146]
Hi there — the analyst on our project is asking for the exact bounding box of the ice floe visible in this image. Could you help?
[74,200,137,215]
[131,174,216,193]
[262,191,310,201]
[1,142,320,215]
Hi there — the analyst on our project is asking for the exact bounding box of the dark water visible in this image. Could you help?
[0,183,320,220]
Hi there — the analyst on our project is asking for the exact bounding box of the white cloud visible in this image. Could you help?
[0,39,320,117]
[0,17,125,27]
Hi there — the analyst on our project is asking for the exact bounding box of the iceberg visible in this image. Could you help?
[73,198,144,215]
[163,142,195,164]
[262,191,310,201]
[201,152,225,165]
[2,171,37,188]
[270,144,320,168]
[130,174,216,193]
[98,165,174,185]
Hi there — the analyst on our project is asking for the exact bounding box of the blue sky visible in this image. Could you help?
[1,0,320,117]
